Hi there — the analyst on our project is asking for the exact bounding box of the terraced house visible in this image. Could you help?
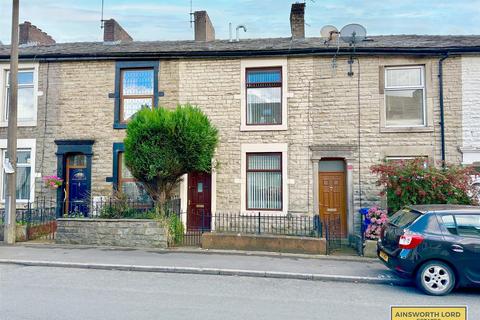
[1,3,479,243]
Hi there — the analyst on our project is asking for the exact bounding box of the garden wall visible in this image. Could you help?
[202,233,326,255]
[56,219,167,248]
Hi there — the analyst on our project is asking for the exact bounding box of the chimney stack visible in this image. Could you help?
[103,19,133,42]
[19,21,55,46]
[194,11,215,42]
[290,2,305,39]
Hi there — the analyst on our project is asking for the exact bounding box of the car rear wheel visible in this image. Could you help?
[416,261,455,296]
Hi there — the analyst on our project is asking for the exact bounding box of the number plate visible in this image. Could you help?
[379,250,389,262]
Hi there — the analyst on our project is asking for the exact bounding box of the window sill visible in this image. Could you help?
[240,124,288,132]
[113,123,127,130]
[380,126,434,133]
[241,210,286,216]
[0,121,37,127]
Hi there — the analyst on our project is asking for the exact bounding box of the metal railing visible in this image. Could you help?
[0,197,57,240]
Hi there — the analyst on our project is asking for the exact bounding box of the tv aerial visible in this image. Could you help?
[339,23,367,76]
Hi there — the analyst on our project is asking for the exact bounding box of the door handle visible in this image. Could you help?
[451,244,464,253]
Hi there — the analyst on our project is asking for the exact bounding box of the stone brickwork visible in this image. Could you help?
[56,219,167,248]
[461,57,480,164]
[0,53,467,238]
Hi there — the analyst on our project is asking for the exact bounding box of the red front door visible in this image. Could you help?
[187,172,212,231]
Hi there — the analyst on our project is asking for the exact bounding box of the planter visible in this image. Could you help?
[56,218,167,248]
[363,239,378,258]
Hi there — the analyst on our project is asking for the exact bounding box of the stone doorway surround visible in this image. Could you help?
[310,145,356,238]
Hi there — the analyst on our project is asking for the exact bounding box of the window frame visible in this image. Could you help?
[0,63,39,127]
[240,59,288,132]
[384,65,426,128]
[245,67,283,127]
[246,152,283,211]
[117,151,139,195]
[119,68,155,124]
[241,143,288,214]
[0,139,36,203]
[114,61,159,129]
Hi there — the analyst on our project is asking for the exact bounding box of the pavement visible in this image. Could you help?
[1,264,479,320]
[0,243,409,286]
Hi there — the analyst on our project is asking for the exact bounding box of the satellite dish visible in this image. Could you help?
[320,25,338,39]
[340,23,367,44]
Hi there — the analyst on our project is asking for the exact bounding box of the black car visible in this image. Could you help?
[377,205,480,295]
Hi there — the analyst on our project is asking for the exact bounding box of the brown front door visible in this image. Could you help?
[187,172,212,231]
[319,172,347,237]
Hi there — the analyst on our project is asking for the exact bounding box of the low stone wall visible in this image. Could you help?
[0,225,27,242]
[56,219,167,248]
[202,233,326,255]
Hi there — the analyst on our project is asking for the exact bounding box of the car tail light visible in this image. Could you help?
[399,234,424,249]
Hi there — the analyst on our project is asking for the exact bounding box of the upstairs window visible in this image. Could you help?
[2,68,36,123]
[246,68,282,125]
[120,68,154,122]
[246,152,283,210]
[385,66,425,127]
[114,61,158,129]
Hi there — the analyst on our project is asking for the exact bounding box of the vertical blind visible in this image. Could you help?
[246,68,282,125]
[247,153,282,210]
[2,150,31,200]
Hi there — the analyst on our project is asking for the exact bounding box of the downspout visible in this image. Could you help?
[438,53,449,167]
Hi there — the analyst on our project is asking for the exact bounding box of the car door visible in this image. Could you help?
[439,214,480,285]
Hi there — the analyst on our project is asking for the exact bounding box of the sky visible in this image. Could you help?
[1,0,480,44]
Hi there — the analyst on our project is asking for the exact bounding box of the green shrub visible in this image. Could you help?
[124,105,218,211]
[167,213,184,245]
[371,158,478,213]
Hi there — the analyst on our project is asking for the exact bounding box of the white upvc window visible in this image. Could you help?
[0,139,36,203]
[0,63,39,127]
[384,66,426,127]
[240,59,288,131]
[241,143,288,214]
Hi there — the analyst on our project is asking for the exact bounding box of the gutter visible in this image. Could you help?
[438,53,449,166]
[0,46,479,62]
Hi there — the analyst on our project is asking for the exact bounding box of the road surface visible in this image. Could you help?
[1,264,479,320]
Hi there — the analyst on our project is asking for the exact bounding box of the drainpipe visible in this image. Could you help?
[438,53,449,167]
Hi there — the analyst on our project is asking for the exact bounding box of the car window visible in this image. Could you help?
[389,208,421,228]
[455,215,480,238]
[440,215,458,235]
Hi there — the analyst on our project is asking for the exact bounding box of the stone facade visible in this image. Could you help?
[56,219,167,248]
[461,56,480,165]
[0,52,469,238]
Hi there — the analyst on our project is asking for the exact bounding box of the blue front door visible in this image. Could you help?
[65,154,90,215]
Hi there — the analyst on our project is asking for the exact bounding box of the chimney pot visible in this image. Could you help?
[19,21,55,46]
[194,11,215,42]
[290,3,305,39]
[103,19,133,42]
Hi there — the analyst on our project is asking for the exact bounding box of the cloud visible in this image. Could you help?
[1,0,479,44]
